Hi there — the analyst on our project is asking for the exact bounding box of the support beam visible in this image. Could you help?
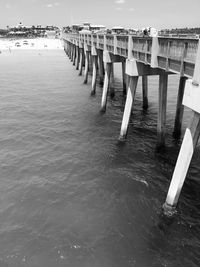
[83,50,90,84]
[91,55,98,95]
[119,76,139,140]
[122,61,127,95]
[157,73,168,149]
[163,111,200,214]
[173,76,187,139]
[142,76,148,109]
[100,62,112,113]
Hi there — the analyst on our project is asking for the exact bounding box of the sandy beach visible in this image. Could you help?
[0,38,63,51]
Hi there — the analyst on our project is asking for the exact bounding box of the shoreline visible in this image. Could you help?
[0,38,63,51]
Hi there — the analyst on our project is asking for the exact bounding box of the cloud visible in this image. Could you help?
[129,7,135,11]
[5,3,11,9]
[115,0,125,4]
[46,2,60,8]
[116,7,122,10]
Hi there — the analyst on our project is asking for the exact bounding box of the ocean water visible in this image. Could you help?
[0,48,200,267]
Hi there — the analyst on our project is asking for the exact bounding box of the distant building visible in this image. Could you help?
[83,22,91,30]
[111,26,126,34]
[6,22,60,38]
[90,25,106,33]
[71,24,83,33]
[68,22,107,34]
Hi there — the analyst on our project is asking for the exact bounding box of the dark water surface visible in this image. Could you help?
[0,49,200,267]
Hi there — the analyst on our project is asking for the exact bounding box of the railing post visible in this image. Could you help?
[192,39,200,85]
[128,35,133,60]
[114,35,117,55]
[151,37,159,68]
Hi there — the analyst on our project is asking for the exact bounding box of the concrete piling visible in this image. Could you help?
[78,48,84,76]
[98,50,105,86]
[173,76,187,139]
[122,61,127,95]
[163,111,200,214]
[73,44,76,66]
[100,62,112,113]
[76,45,80,70]
[109,63,115,98]
[91,46,98,95]
[142,76,148,109]
[157,73,168,149]
[119,76,138,140]
[83,50,90,84]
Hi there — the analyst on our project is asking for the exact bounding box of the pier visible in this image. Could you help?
[63,32,200,214]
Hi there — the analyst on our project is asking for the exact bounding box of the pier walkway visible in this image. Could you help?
[62,32,200,214]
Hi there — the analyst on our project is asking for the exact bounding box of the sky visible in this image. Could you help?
[0,0,200,30]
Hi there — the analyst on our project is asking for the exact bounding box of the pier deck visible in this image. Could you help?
[65,33,199,78]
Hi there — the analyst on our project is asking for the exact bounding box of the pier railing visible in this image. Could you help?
[63,32,199,78]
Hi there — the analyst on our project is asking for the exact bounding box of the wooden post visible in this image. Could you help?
[78,48,84,76]
[142,76,148,109]
[157,73,168,149]
[100,62,112,113]
[163,111,200,214]
[83,50,90,84]
[76,46,80,70]
[173,76,187,138]
[119,76,139,140]
[122,61,127,95]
